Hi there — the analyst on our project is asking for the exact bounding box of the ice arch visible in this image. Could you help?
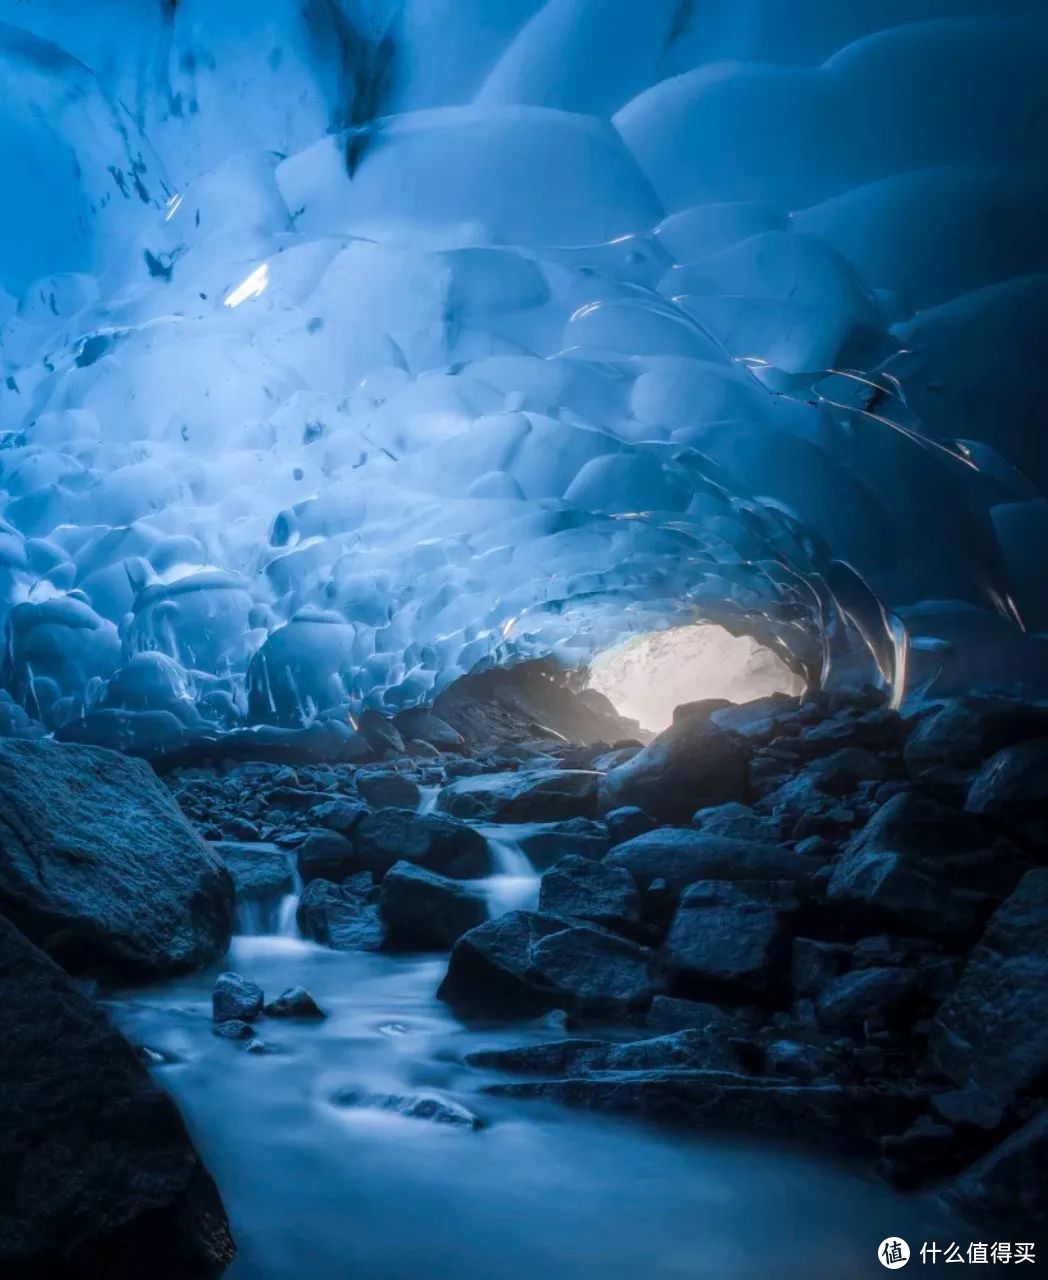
[0,0,1045,750]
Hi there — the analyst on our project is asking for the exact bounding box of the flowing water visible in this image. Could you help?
[110,822,964,1280]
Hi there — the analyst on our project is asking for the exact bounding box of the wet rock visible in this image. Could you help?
[796,707,903,756]
[379,861,488,950]
[356,709,405,759]
[645,995,736,1033]
[803,747,887,795]
[212,971,264,1024]
[354,808,492,880]
[904,697,1048,776]
[966,738,1048,845]
[437,769,600,823]
[485,1072,923,1156]
[598,703,748,823]
[691,802,784,843]
[0,738,233,982]
[604,805,657,847]
[264,986,327,1019]
[331,1087,482,1129]
[211,840,295,909]
[605,828,819,893]
[212,1018,256,1041]
[765,1039,839,1081]
[661,880,800,999]
[296,829,359,884]
[468,1028,740,1076]
[0,916,235,1278]
[930,869,1048,1108]
[790,937,851,999]
[356,770,422,810]
[515,817,609,868]
[814,967,918,1032]
[297,878,386,951]
[264,786,330,812]
[946,1109,1048,1226]
[538,854,641,936]
[878,1116,959,1187]
[309,797,368,835]
[708,694,803,743]
[438,910,658,1019]
[392,708,466,754]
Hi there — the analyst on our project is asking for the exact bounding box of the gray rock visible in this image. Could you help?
[930,869,1048,1108]
[437,769,600,823]
[0,739,233,982]
[356,771,422,810]
[356,710,406,759]
[309,798,368,835]
[211,840,294,911]
[392,708,466,753]
[904,697,1048,775]
[438,910,658,1019]
[331,1087,482,1128]
[354,808,492,880]
[804,747,887,795]
[791,937,851,998]
[538,854,641,936]
[604,806,657,846]
[966,738,1048,845]
[827,847,977,942]
[947,1109,1048,1226]
[297,878,386,951]
[691,802,784,843]
[264,986,327,1019]
[379,861,488,950]
[661,880,800,997]
[645,995,736,1033]
[0,917,235,1277]
[605,828,819,893]
[467,1028,740,1076]
[212,971,264,1023]
[765,1039,840,1080]
[814,966,918,1031]
[598,703,748,823]
[212,1018,256,1041]
[515,817,609,868]
[296,830,358,884]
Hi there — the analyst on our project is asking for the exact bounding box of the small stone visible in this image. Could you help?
[264,986,327,1019]
[212,1018,256,1040]
[212,971,264,1023]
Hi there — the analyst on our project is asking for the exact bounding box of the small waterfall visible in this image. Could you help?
[417,785,441,814]
[481,830,539,916]
[276,893,300,938]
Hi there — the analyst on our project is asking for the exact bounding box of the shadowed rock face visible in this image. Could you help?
[0,915,235,1279]
[0,739,234,982]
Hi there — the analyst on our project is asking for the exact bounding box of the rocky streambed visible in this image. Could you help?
[1,678,1046,1275]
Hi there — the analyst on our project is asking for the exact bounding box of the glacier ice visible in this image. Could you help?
[0,0,1045,750]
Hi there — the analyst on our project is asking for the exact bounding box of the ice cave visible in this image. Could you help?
[0,3,1046,1278]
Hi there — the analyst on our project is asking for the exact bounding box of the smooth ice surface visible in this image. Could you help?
[1,0,1046,746]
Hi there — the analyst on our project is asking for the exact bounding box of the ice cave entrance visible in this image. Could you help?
[587,625,806,735]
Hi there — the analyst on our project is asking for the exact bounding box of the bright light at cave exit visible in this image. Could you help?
[588,625,806,734]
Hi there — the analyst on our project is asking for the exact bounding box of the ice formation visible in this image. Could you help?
[0,0,1045,750]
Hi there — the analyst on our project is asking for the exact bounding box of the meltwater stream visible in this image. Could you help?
[110,823,962,1280]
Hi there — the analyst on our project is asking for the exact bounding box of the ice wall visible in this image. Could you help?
[0,0,1045,747]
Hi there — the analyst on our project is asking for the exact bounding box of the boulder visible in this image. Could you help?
[353,808,492,880]
[296,830,359,883]
[790,937,851,999]
[211,971,264,1024]
[814,967,918,1031]
[966,739,1048,845]
[947,1109,1048,1226]
[904,697,1048,776]
[356,771,422,810]
[645,995,737,1033]
[438,910,658,1019]
[436,769,600,823]
[210,841,294,909]
[930,869,1048,1108]
[598,704,748,823]
[467,1028,740,1076]
[379,861,488,950]
[0,739,233,981]
[538,854,641,936]
[0,916,235,1278]
[515,817,609,869]
[604,806,657,846]
[660,880,800,998]
[605,828,819,893]
[296,878,385,951]
[263,986,327,1019]
[308,798,368,835]
[392,708,465,753]
[691,802,784,843]
[356,710,406,759]
[331,1088,482,1129]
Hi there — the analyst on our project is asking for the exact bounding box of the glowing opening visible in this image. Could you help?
[588,625,806,734]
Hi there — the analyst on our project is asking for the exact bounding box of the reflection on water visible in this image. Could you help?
[110,935,961,1280]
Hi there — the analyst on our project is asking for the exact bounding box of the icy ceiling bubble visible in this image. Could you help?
[0,0,1046,750]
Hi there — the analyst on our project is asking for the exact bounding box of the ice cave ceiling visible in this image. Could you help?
[0,0,1046,750]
